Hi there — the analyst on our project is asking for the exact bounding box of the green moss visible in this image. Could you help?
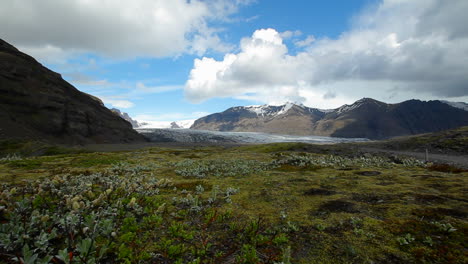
[6,159,43,170]
[72,153,124,168]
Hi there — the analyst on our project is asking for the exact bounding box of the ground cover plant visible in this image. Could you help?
[0,143,467,263]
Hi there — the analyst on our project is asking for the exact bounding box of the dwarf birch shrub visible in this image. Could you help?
[271,153,426,169]
[174,159,270,178]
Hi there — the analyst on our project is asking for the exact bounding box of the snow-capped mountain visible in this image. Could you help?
[334,98,384,114]
[244,102,299,117]
[137,120,195,129]
[191,98,468,139]
[191,102,327,136]
[242,102,333,117]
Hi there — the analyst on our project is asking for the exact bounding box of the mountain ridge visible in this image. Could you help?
[191,98,468,139]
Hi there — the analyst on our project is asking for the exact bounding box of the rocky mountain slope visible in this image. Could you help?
[110,108,141,128]
[0,39,146,144]
[191,98,468,139]
[191,102,325,136]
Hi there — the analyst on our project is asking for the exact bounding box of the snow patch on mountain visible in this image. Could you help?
[245,102,314,117]
[335,103,359,114]
[335,98,381,114]
[277,102,295,115]
[318,108,335,113]
[245,105,271,117]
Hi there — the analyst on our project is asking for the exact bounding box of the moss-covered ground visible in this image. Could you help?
[365,126,468,155]
[0,142,466,263]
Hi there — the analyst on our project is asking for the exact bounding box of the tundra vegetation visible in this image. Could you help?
[0,140,466,263]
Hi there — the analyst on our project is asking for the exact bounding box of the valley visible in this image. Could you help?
[1,9,467,262]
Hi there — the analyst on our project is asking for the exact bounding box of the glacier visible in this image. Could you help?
[137,128,369,144]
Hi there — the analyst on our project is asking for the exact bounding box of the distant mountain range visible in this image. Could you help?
[2,38,467,143]
[191,98,468,139]
[110,109,194,129]
[0,39,146,144]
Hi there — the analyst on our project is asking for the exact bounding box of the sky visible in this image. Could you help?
[2,0,468,126]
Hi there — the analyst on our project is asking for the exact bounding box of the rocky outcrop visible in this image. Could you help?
[170,122,181,129]
[191,98,468,139]
[110,108,140,128]
[0,39,147,144]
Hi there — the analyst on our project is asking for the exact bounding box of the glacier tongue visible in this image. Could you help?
[137,128,369,144]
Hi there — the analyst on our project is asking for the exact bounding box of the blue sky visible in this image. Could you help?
[2,0,468,126]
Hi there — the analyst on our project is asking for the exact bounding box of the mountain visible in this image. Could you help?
[439,100,468,111]
[0,39,146,144]
[191,102,326,136]
[110,108,140,128]
[137,119,195,129]
[191,98,468,139]
[170,122,181,129]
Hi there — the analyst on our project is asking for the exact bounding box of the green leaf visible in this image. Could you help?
[21,244,39,264]
[77,238,93,255]
[56,248,71,264]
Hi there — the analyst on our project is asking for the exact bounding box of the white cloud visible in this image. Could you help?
[1,0,249,61]
[134,111,208,128]
[135,83,183,94]
[18,45,73,65]
[186,28,301,103]
[185,0,468,107]
[99,97,135,109]
[294,35,315,47]
[66,72,111,86]
[135,111,210,122]
[280,30,302,39]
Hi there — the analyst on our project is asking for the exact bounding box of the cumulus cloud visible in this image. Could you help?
[0,0,247,61]
[186,28,303,103]
[185,0,468,107]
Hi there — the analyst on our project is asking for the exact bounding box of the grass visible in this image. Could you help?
[0,139,89,157]
[0,143,466,263]
[365,126,468,155]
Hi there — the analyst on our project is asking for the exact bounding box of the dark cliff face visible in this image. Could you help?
[191,98,468,139]
[0,39,147,144]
